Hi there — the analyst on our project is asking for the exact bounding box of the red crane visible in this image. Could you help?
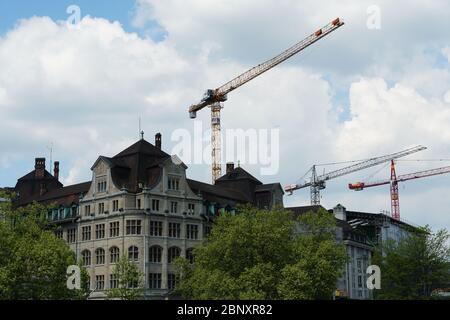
[349,161,450,220]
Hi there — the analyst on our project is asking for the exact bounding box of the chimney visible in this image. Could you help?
[226,162,235,174]
[333,204,347,221]
[35,158,46,179]
[155,133,162,149]
[54,161,60,181]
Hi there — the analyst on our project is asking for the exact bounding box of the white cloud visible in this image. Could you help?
[0,14,336,185]
[1,1,450,233]
[336,78,450,158]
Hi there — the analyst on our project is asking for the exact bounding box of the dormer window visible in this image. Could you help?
[97,180,107,193]
[188,203,195,215]
[85,205,91,216]
[168,177,180,191]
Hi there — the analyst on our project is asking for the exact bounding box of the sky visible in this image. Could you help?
[0,0,450,232]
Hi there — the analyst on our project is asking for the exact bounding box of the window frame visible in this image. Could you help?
[110,246,120,264]
[148,246,162,263]
[95,248,105,265]
[95,224,105,239]
[168,246,181,264]
[149,221,163,237]
[128,246,139,262]
[149,273,162,289]
[81,250,91,266]
[126,220,142,235]
[82,226,91,241]
[168,222,181,238]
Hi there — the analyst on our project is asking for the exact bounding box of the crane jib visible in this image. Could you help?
[188,18,345,115]
[216,20,344,97]
[285,145,427,193]
[350,165,450,190]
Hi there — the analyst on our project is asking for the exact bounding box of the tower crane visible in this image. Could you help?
[188,18,345,183]
[285,145,427,205]
[349,160,450,220]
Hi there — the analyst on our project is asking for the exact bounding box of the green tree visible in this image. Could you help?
[277,210,347,299]
[107,255,144,300]
[0,193,89,300]
[175,205,346,300]
[373,226,450,300]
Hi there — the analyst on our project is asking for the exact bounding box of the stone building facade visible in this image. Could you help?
[10,133,284,299]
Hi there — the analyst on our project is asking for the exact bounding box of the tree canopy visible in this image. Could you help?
[373,226,450,300]
[107,255,144,300]
[0,192,88,300]
[175,205,347,300]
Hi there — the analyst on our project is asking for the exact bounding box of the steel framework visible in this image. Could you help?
[349,161,450,220]
[286,145,427,205]
[188,18,345,183]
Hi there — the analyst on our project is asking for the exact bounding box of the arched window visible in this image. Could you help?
[149,246,162,263]
[168,247,181,264]
[186,248,195,264]
[128,246,139,261]
[110,246,120,264]
[81,250,91,266]
[95,248,105,265]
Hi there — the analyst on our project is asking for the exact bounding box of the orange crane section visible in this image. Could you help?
[349,161,450,220]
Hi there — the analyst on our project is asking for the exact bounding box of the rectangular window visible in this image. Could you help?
[152,199,160,212]
[97,181,106,193]
[150,221,163,237]
[170,201,178,214]
[186,224,199,240]
[96,275,105,290]
[149,273,162,289]
[82,226,91,241]
[112,200,119,212]
[98,203,105,214]
[110,274,119,289]
[126,220,142,235]
[137,199,141,209]
[55,230,63,239]
[358,276,362,288]
[95,224,105,239]
[168,177,180,190]
[168,274,177,290]
[110,221,120,237]
[188,203,195,215]
[168,223,181,238]
[85,205,91,216]
[67,228,76,243]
